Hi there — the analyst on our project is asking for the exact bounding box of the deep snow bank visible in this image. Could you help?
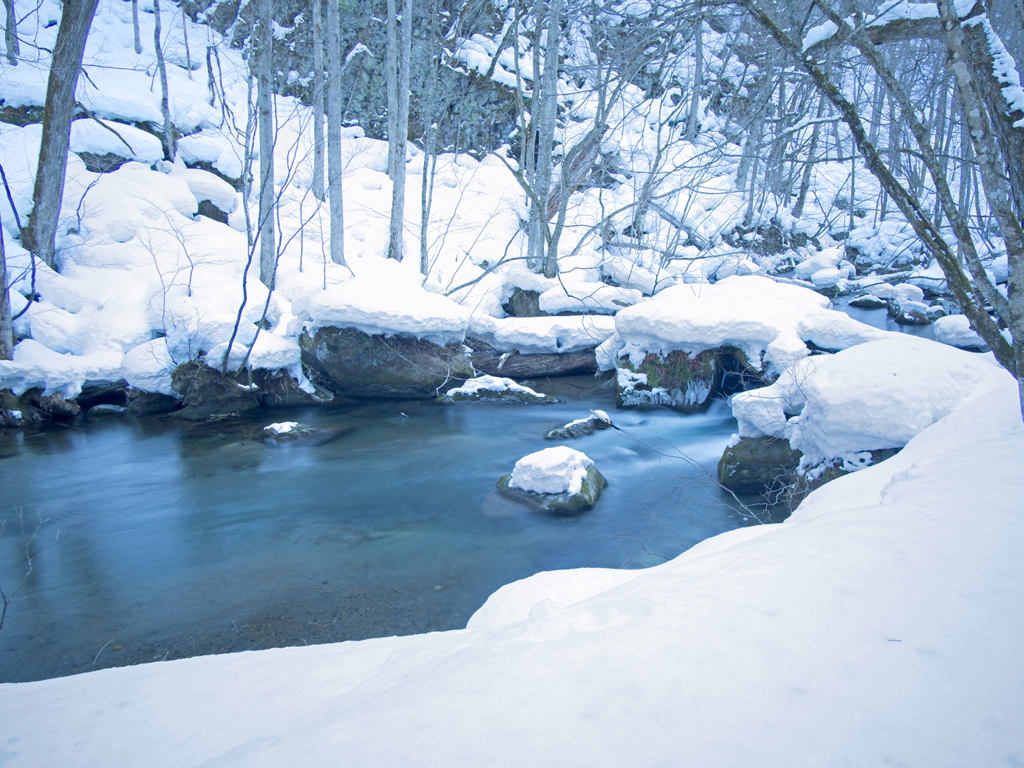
[1,376,1022,766]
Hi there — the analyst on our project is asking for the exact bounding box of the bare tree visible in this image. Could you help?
[256,0,276,289]
[0,215,12,360]
[23,0,99,270]
[131,0,142,54]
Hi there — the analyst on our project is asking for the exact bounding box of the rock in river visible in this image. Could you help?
[496,446,607,514]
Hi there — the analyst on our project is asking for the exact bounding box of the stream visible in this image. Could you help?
[0,374,769,683]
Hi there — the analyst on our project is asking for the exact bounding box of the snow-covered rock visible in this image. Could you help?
[510,446,594,495]
[538,283,643,315]
[439,375,557,404]
[468,315,616,355]
[0,340,124,400]
[121,338,179,396]
[730,336,1011,464]
[934,315,986,349]
[613,275,889,375]
[794,247,842,280]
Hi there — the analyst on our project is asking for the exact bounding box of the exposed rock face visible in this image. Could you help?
[718,436,802,495]
[502,288,545,318]
[616,348,721,411]
[468,340,598,378]
[170,361,333,420]
[496,465,607,514]
[300,327,473,399]
[127,390,182,416]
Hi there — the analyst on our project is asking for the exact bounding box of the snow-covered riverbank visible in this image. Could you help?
[2,373,1020,766]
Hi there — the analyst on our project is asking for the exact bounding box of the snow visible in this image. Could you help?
[508,446,595,495]
[611,275,890,374]
[68,118,164,164]
[265,421,299,435]
[444,375,548,399]
[730,335,1011,464]
[469,315,616,355]
[121,337,178,396]
[793,246,842,280]
[934,314,985,348]
[1,375,1022,766]
[0,339,123,399]
[537,283,643,315]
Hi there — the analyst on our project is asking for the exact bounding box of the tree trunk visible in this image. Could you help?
[311,0,325,202]
[0,213,12,361]
[385,0,399,179]
[131,0,141,54]
[325,0,347,267]
[153,0,175,159]
[686,14,703,141]
[256,0,276,289]
[23,0,98,270]
[538,0,562,278]
[419,0,441,277]
[387,0,411,261]
[3,0,18,65]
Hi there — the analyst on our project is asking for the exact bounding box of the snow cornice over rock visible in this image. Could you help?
[1,378,1021,765]
[613,275,890,373]
[304,278,473,347]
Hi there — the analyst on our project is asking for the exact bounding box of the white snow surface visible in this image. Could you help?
[469,315,616,355]
[731,335,1011,463]
[933,314,986,348]
[612,275,890,373]
[445,375,547,398]
[508,446,595,495]
[1,376,1023,766]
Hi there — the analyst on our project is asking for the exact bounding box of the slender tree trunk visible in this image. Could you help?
[526,0,545,271]
[325,0,346,267]
[386,0,399,179]
[312,0,325,202]
[132,0,142,54]
[419,0,440,277]
[792,96,825,219]
[538,0,562,278]
[181,4,192,79]
[686,13,703,141]
[3,0,18,65]
[257,0,276,289]
[23,0,99,270]
[387,0,411,261]
[0,213,12,360]
[153,0,175,159]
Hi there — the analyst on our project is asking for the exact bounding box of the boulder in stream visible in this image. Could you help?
[718,436,802,495]
[544,410,614,439]
[438,375,558,404]
[496,446,607,514]
[301,327,473,399]
[616,348,720,411]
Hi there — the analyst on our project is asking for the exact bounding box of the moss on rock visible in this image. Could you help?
[616,348,720,411]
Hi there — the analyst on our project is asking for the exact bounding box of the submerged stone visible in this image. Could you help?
[848,294,889,310]
[88,404,128,417]
[544,410,614,439]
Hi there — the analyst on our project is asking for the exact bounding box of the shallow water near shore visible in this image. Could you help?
[0,374,770,683]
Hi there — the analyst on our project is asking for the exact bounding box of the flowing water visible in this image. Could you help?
[0,374,767,683]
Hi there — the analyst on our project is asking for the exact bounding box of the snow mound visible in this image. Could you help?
[304,277,472,347]
[613,275,889,374]
[731,336,1011,463]
[121,338,178,396]
[0,340,124,399]
[538,283,643,314]
[69,119,163,164]
[509,446,595,495]
[933,315,985,349]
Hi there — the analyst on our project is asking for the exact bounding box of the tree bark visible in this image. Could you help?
[325,0,347,267]
[131,0,141,54]
[387,0,411,261]
[0,213,12,361]
[256,0,276,289]
[23,0,98,270]
[686,14,703,141]
[538,0,562,278]
[312,0,325,202]
[385,0,399,179]
[3,0,18,65]
[153,0,175,159]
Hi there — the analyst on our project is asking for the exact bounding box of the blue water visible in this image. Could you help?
[0,375,760,682]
